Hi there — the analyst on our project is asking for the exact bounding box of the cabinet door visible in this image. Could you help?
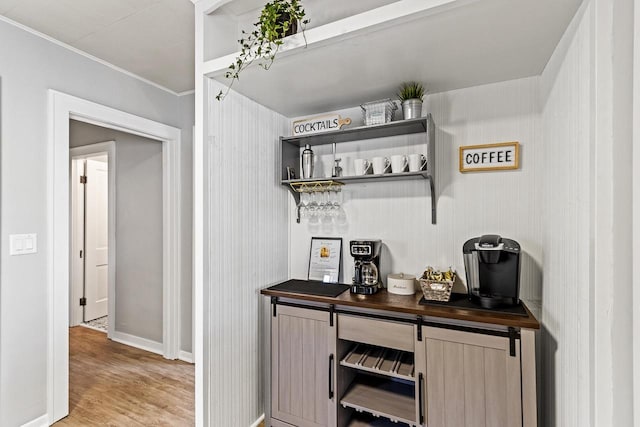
[420,326,521,427]
[272,305,336,427]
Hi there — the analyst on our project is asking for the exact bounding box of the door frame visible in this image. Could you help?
[47,91,182,424]
[70,142,115,335]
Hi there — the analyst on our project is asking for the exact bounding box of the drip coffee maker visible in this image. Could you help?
[350,240,381,295]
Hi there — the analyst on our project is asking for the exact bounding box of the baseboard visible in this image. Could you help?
[21,414,48,427]
[178,350,194,363]
[78,323,107,334]
[250,414,265,427]
[110,331,163,355]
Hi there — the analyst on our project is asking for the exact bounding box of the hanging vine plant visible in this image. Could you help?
[216,0,309,101]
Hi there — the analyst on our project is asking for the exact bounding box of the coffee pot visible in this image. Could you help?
[350,240,382,295]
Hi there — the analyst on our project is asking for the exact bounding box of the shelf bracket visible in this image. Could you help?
[284,187,302,223]
[428,177,436,224]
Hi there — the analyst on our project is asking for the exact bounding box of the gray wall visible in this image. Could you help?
[0,18,193,426]
[70,121,164,343]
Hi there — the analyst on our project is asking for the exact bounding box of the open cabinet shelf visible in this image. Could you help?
[341,343,415,381]
[341,375,417,426]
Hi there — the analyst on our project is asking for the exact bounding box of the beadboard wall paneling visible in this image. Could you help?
[288,76,543,303]
[205,80,289,425]
[539,2,593,426]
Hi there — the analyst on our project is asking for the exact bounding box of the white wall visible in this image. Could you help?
[70,121,164,343]
[289,77,543,305]
[539,0,635,425]
[0,18,191,426]
[204,79,289,425]
[539,2,593,424]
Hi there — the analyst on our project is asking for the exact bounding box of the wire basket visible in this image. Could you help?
[360,98,397,126]
[419,277,456,302]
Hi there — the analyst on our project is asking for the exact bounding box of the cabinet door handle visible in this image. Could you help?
[418,372,424,425]
[329,354,334,399]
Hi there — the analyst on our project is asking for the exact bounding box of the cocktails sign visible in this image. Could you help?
[292,114,352,136]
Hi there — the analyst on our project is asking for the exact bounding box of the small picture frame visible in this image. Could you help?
[308,237,342,283]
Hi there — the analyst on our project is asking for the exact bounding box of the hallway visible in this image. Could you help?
[55,327,194,426]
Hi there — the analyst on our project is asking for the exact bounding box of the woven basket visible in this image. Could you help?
[419,277,455,302]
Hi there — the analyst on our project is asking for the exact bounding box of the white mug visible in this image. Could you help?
[372,157,391,175]
[390,155,408,173]
[353,158,371,175]
[408,154,427,172]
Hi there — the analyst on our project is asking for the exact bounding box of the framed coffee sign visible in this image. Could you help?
[459,141,520,172]
[292,113,352,136]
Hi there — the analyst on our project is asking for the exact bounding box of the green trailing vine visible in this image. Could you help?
[216,0,309,101]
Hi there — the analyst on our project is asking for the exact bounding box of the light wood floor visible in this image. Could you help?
[55,326,194,426]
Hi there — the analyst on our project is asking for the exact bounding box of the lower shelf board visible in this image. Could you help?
[348,412,413,427]
[340,376,416,425]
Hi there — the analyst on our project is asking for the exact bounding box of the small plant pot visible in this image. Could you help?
[276,13,298,38]
[402,99,423,120]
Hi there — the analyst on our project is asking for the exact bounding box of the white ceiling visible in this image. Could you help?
[209,0,583,116]
[0,0,195,93]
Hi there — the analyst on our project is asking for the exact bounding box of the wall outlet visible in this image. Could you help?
[10,233,37,255]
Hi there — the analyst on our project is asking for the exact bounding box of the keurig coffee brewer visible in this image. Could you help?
[463,234,521,308]
[350,240,381,295]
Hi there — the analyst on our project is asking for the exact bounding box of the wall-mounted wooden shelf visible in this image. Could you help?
[281,115,436,224]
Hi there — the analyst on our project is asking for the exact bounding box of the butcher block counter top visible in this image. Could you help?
[261,280,540,330]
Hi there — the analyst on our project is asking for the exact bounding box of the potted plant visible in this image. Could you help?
[397,82,426,120]
[216,0,309,101]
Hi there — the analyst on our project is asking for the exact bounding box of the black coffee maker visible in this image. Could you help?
[350,240,381,295]
[463,235,521,308]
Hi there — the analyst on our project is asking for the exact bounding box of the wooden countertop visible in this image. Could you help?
[261,285,540,330]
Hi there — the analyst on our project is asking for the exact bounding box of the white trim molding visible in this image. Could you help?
[48,90,183,424]
[633,0,640,425]
[20,414,48,427]
[179,350,194,363]
[111,331,164,355]
[249,414,265,427]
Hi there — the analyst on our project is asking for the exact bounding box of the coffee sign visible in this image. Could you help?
[292,113,352,136]
[459,142,520,172]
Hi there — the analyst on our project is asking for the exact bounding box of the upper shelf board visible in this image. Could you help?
[203,0,582,117]
[281,117,428,147]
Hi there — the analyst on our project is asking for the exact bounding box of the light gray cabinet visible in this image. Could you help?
[267,299,538,427]
[271,305,337,427]
[416,326,523,427]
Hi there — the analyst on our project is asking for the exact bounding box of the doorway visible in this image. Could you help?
[48,91,185,424]
[70,142,115,336]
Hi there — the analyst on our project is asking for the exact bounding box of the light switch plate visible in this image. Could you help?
[10,234,37,255]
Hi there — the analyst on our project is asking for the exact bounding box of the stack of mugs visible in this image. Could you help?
[353,153,427,175]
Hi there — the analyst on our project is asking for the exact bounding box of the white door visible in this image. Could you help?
[84,157,109,321]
